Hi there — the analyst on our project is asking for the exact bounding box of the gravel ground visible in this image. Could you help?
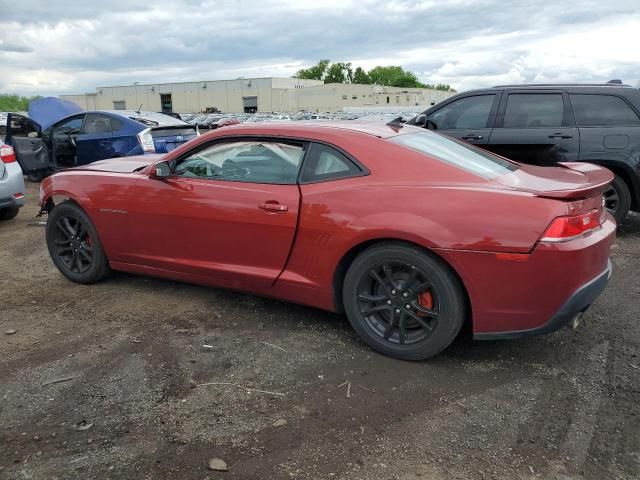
[1,181,639,480]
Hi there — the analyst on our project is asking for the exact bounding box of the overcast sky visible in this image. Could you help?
[1,0,639,96]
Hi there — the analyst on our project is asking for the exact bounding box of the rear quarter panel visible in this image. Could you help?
[270,131,573,311]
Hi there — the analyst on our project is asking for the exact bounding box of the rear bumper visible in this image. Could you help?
[0,162,26,208]
[474,259,612,340]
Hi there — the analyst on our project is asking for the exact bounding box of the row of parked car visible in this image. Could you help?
[179,111,401,129]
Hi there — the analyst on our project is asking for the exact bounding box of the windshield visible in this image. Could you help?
[390,131,518,179]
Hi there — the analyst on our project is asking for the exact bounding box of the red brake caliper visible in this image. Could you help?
[416,291,434,316]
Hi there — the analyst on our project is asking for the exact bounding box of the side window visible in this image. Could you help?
[174,140,304,184]
[503,94,564,128]
[429,95,496,130]
[301,143,363,182]
[570,94,640,127]
[83,114,114,134]
[9,115,39,137]
[110,117,124,133]
[54,116,84,133]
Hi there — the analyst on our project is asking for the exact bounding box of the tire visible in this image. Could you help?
[342,242,466,361]
[46,201,111,284]
[27,171,47,183]
[0,206,20,220]
[603,174,631,224]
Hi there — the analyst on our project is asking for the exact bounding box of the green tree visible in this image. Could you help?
[324,62,353,84]
[352,67,371,84]
[0,94,41,112]
[368,66,426,88]
[294,59,330,80]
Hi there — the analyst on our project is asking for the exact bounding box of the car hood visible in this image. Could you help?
[28,97,84,130]
[73,155,162,173]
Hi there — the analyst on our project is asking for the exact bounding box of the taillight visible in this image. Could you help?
[0,144,17,163]
[137,128,156,153]
[540,209,601,242]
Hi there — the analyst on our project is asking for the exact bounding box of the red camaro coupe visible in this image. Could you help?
[39,122,615,360]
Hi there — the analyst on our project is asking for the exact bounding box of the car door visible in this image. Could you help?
[487,90,580,165]
[50,115,85,167]
[424,92,501,145]
[125,137,304,290]
[75,113,115,165]
[5,113,51,174]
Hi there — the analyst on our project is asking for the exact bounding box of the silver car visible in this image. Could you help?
[0,139,26,220]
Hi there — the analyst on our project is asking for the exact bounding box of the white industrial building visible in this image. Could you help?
[61,77,454,114]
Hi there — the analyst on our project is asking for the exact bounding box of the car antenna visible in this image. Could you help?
[386,116,404,130]
[136,104,143,114]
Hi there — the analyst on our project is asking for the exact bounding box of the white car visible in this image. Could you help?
[0,139,26,220]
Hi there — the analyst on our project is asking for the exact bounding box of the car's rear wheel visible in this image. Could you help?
[46,201,111,284]
[342,243,466,360]
[603,174,631,224]
[0,206,19,220]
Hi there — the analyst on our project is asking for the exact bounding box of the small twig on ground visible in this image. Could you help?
[196,382,285,396]
[41,376,77,387]
[346,381,352,398]
[357,385,376,393]
[259,341,287,353]
[337,380,349,388]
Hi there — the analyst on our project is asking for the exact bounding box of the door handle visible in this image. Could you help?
[548,133,573,139]
[461,134,483,140]
[259,202,288,212]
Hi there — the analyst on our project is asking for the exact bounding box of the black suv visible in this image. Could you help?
[407,82,640,222]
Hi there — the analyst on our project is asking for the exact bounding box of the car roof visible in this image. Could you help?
[213,121,409,139]
[98,110,189,126]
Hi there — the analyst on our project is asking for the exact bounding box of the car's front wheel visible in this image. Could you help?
[45,201,111,284]
[342,243,466,361]
[603,174,631,224]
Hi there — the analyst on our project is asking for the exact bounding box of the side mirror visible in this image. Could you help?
[426,119,438,130]
[152,161,171,179]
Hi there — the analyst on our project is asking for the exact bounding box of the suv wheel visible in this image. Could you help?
[603,174,631,224]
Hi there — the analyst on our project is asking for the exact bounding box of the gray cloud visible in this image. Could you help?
[1,0,639,95]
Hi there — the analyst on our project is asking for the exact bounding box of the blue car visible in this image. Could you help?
[5,97,198,181]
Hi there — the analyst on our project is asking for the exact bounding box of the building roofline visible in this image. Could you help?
[95,77,322,90]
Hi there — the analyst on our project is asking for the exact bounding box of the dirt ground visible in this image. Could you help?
[1,181,639,480]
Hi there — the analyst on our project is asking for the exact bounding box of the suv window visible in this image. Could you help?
[83,114,114,134]
[503,94,564,128]
[174,140,304,184]
[570,94,640,127]
[429,95,495,130]
[301,143,363,182]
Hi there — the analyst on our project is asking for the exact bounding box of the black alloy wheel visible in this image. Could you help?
[356,262,438,346]
[343,243,465,361]
[52,215,94,274]
[46,201,111,284]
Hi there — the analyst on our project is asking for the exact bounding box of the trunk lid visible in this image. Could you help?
[492,162,613,200]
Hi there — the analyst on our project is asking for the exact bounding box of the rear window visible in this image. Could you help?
[150,127,197,137]
[569,94,640,127]
[390,131,518,179]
